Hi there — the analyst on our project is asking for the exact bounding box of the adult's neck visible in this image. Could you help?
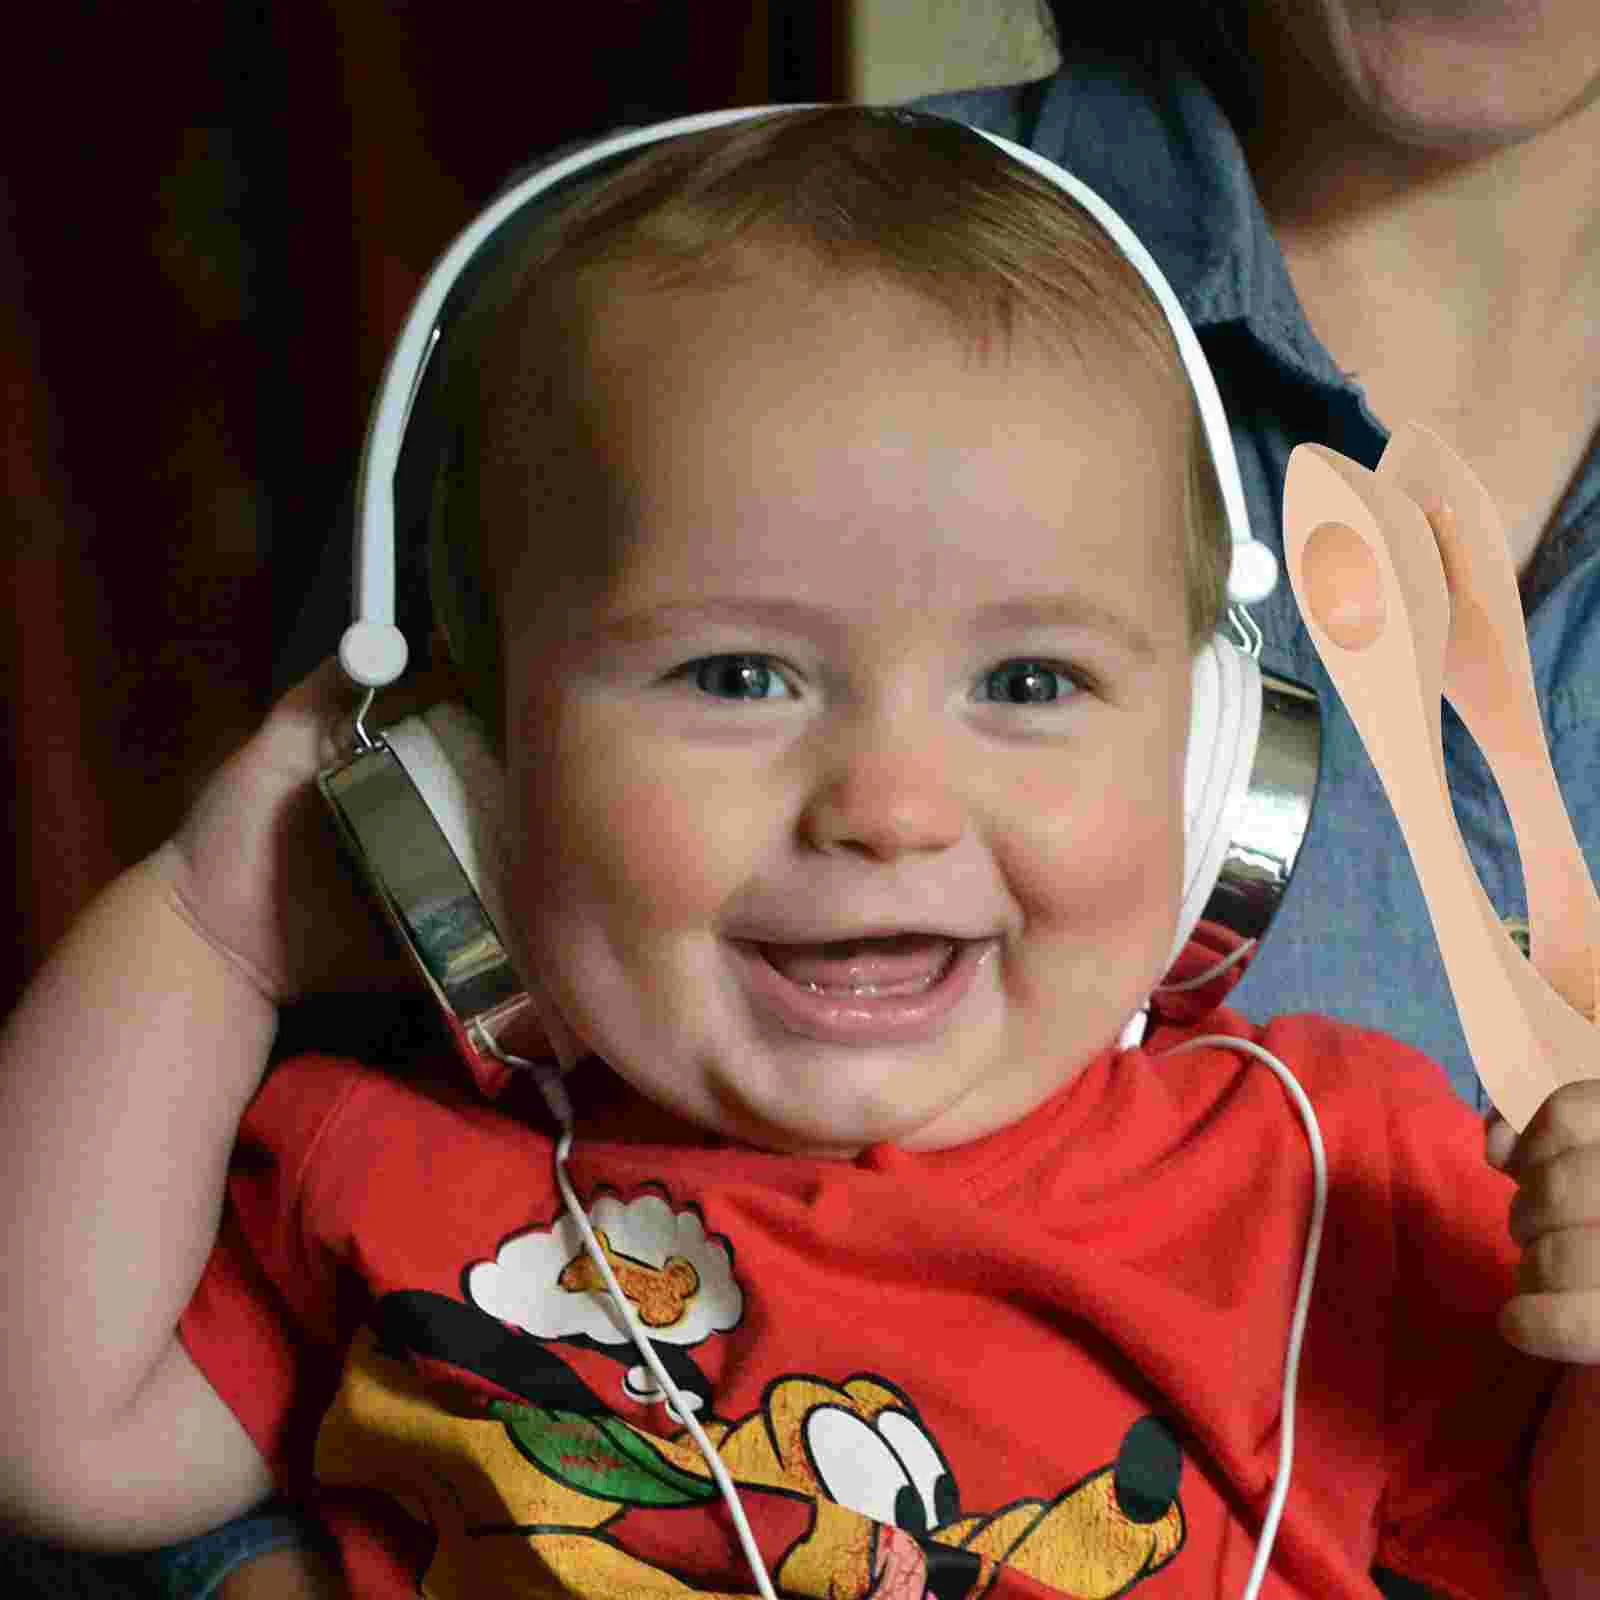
[1236,9,1600,570]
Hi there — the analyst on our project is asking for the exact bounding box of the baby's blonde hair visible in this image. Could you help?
[428,107,1229,743]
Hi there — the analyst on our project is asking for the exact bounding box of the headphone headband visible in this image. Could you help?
[340,104,1277,689]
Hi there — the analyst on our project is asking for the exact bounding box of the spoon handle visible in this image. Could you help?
[1285,444,1586,1130]
[1376,421,1600,1022]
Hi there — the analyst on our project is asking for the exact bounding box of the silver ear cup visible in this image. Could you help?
[1175,641,1322,971]
[317,711,531,1067]
[1204,671,1321,944]
[1176,639,1254,966]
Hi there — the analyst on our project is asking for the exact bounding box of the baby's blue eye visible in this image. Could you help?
[977,660,1078,705]
[690,655,791,700]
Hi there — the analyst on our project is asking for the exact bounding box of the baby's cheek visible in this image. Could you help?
[1001,749,1181,906]
[509,715,772,933]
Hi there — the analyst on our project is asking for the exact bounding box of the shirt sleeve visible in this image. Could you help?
[1371,1051,1560,1598]
[177,1053,375,1490]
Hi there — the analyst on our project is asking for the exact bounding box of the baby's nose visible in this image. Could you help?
[797,729,965,861]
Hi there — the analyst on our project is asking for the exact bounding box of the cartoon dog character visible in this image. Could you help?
[314,1293,1185,1599]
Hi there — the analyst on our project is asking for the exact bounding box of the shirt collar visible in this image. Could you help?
[924,52,1355,393]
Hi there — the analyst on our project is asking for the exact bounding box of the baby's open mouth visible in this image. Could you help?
[756,933,959,997]
[732,930,991,1043]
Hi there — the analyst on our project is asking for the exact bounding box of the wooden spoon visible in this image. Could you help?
[1284,442,1597,1130]
[1376,421,1600,1023]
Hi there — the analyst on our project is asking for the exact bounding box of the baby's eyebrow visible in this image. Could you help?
[579,594,1158,661]
[969,598,1160,663]
[575,598,832,644]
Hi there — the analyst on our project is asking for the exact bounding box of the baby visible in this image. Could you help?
[2,107,1598,1600]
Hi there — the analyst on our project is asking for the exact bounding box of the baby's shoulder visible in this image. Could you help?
[248,1046,541,1164]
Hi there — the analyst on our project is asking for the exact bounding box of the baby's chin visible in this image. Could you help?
[649,1054,1073,1161]
[581,1051,942,1160]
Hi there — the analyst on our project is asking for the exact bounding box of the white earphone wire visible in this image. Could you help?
[1155,937,1258,993]
[1155,1032,1329,1600]
[474,1028,780,1600]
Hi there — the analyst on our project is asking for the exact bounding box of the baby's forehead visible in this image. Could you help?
[486,272,1192,651]
[484,264,1179,514]
[525,237,1156,379]
[508,261,1172,461]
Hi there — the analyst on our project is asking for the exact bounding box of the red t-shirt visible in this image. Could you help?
[180,1006,1555,1598]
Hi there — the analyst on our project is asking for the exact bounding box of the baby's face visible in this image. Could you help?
[498,273,1194,1155]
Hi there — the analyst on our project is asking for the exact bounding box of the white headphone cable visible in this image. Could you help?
[1155,937,1258,994]
[474,1026,780,1600]
[1156,1032,1329,1600]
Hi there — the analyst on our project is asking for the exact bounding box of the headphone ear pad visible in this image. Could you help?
[383,701,515,948]
[1172,637,1262,972]
[384,703,591,1080]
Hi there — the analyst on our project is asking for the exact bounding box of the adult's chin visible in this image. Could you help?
[1303,0,1600,149]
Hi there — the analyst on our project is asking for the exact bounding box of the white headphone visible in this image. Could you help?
[321,102,1317,1075]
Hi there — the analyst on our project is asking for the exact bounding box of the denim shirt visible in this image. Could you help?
[919,60,1600,1108]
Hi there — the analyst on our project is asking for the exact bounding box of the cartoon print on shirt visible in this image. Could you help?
[312,1181,1188,1598]
[465,1185,743,1412]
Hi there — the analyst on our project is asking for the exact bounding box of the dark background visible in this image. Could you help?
[3,1,845,1013]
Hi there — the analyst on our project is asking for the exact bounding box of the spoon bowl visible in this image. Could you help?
[1298,519,1385,652]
